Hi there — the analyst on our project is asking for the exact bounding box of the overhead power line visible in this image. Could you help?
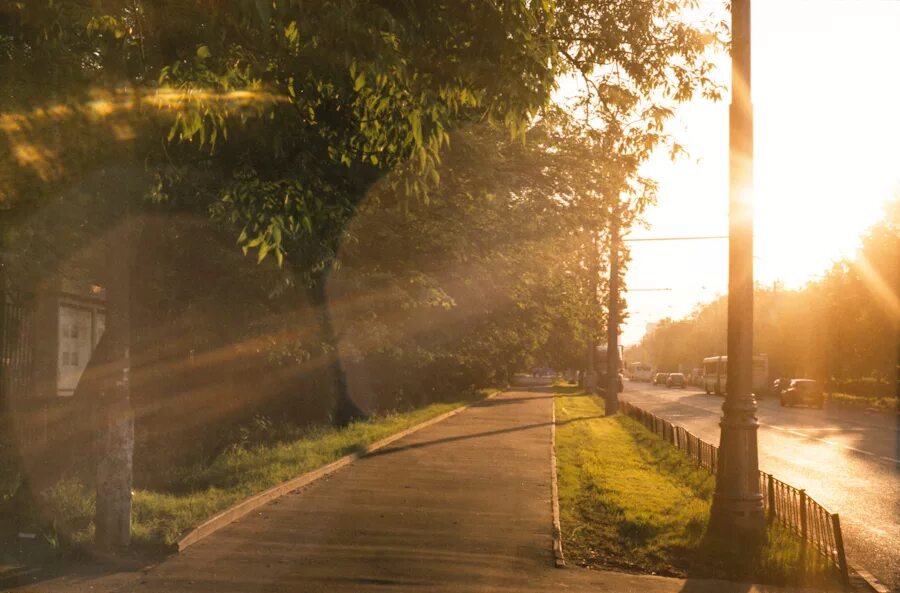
[623,235,728,242]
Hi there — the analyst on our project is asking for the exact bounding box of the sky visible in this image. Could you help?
[621,0,900,345]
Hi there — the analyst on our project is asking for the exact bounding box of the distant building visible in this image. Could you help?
[2,249,106,487]
[2,256,106,402]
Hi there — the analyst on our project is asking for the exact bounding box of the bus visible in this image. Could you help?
[627,362,654,382]
[702,354,769,396]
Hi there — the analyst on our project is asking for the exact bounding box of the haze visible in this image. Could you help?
[623,0,900,345]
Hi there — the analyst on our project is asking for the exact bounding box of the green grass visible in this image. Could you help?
[554,387,839,588]
[828,391,897,412]
[41,390,492,550]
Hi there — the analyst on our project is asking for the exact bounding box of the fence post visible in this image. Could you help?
[766,474,776,523]
[799,488,808,566]
[831,513,850,586]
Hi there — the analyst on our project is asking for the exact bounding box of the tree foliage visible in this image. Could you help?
[0,0,725,536]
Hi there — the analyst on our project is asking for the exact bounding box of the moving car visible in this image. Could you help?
[652,372,669,386]
[779,379,824,408]
[666,372,686,388]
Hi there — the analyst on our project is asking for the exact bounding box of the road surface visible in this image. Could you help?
[621,381,899,592]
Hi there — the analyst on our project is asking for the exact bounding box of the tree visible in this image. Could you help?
[1,0,722,547]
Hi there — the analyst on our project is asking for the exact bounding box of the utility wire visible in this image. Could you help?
[623,235,728,242]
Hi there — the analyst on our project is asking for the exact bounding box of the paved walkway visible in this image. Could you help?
[8,386,821,593]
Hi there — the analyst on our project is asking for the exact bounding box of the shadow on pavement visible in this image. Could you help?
[0,549,160,593]
[677,579,753,593]
[367,414,603,458]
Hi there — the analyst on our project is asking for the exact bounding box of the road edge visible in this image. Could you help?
[851,568,891,593]
[550,392,566,568]
[176,389,503,552]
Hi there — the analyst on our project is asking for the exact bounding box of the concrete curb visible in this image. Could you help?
[550,395,566,568]
[176,389,503,552]
[851,568,890,593]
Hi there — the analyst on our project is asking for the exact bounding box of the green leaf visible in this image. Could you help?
[257,242,270,263]
[409,110,423,148]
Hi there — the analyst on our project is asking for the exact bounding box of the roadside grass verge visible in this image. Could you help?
[827,391,897,413]
[554,388,838,588]
[41,390,492,550]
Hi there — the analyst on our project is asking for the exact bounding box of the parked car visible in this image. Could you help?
[780,379,824,408]
[666,373,686,388]
[652,372,669,386]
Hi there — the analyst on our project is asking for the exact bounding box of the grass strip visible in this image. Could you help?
[42,390,491,549]
[827,392,897,412]
[554,387,838,588]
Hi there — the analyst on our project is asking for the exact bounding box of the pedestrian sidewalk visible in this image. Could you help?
[6,386,822,593]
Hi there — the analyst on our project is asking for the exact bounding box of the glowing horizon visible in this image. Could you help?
[622,0,900,345]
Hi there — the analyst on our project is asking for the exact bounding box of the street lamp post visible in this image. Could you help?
[709,0,765,536]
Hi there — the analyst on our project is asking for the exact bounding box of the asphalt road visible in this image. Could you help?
[621,381,900,592]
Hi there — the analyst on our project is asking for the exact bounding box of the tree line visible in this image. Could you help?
[626,200,899,396]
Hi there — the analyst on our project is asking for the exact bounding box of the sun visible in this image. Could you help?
[621,0,900,344]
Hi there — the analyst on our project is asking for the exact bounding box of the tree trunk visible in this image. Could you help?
[94,218,134,550]
[605,204,620,415]
[584,229,600,392]
[310,273,365,427]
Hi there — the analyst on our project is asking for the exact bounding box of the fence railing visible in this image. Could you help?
[1,289,34,401]
[621,400,850,585]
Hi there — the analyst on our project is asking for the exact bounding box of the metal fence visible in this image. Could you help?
[621,400,850,585]
[1,289,34,401]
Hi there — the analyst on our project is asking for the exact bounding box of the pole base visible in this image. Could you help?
[709,493,765,539]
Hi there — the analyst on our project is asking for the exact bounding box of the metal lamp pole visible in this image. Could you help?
[709,0,765,536]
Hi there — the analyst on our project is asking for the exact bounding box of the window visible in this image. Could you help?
[58,305,97,396]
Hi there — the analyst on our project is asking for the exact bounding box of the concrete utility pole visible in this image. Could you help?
[95,217,134,549]
[710,0,765,536]
[605,204,620,415]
